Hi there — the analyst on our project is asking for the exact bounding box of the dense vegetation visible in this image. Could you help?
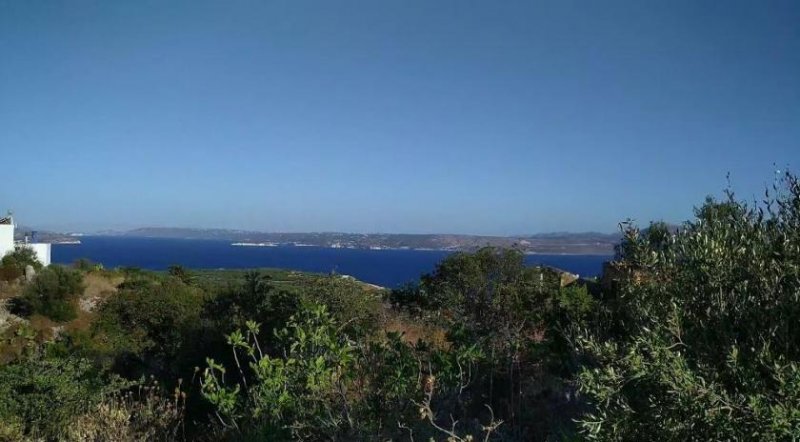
[0,248,41,283]
[1,173,799,440]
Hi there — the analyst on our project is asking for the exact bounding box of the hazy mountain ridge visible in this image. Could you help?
[13,226,80,244]
[114,227,621,255]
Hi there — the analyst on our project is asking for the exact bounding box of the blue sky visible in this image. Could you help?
[1,1,798,235]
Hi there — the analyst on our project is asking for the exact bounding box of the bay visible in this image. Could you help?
[52,236,612,288]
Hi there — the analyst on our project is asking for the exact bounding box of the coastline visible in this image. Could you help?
[229,242,614,256]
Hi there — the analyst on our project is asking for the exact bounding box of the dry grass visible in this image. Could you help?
[0,271,125,364]
[66,272,124,334]
[383,314,449,349]
[80,272,123,312]
[0,299,22,331]
[21,271,124,336]
[83,272,123,298]
[0,281,22,301]
[66,379,186,442]
[64,308,95,335]
[28,314,58,337]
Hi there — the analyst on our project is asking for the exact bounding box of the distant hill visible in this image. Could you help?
[116,227,620,255]
[13,226,80,244]
[518,232,622,254]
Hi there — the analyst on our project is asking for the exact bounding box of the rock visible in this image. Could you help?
[24,265,35,282]
[0,300,24,334]
[79,296,101,313]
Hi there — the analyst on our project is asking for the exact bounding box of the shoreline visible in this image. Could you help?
[230,242,614,256]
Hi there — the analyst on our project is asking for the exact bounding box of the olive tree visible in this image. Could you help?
[576,173,800,440]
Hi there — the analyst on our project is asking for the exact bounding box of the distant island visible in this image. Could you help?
[105,227,620,255]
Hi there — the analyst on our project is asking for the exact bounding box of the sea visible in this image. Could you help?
[52,236,612,288]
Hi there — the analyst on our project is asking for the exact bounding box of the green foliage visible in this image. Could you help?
[200,302,492,440]
[201,304,360,439]
[168,264,193,285]
[73,258,94,272]
[20,265,84,322]
[0,352,119,440]
[73,258,104,272]
[92,278,205,376]
[576,173,800,440]
[411,247,576,437]
[204,271,294,339]
[175,318,468,440]
[0,248,42,282]
[198,269,382,343]
[421,247,555,323]
[361,331,423,415]
[541,284,597,376]
[388,282,429,312]
[303,275,383,336]
[9,174,800,440]
[554,284,595,320]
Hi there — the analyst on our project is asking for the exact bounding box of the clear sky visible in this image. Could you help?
[1,1,798,235]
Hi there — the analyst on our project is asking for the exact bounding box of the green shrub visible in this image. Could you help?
[575,173,800,440]
[73,258,94,272]
[201,305,360,440]
[413,247,574,436]
[0,248,42,282]
[201,300,509,441]
[303,275,383,336]
[203,271,292,338]
[20,265,84,322]
[92,279,205,377]
[541,283,597,376]
[420,247,560,332]
[168,264,193,285]
[0,353,116,440]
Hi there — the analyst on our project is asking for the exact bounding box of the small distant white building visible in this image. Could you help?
[0,213,51,267]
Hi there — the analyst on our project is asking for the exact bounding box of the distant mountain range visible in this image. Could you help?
[107,227,621,255]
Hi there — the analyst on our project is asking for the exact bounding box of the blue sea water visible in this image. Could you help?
[52,236,611,288]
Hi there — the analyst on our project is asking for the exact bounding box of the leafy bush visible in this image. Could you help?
[0,353,115,440]
[412,247,575,437]
[203,271,296,341]
[542,284,597,375]
[92,278,205,377]
[575,173,800,440]
[168,264,194,285]
[201,303,499,441]
[201,305,362,439]
[302,275,383,336]
[0,248,42,282]
[73,258,94,272]
[20,265,84,322]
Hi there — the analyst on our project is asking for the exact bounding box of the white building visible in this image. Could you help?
[0,214,51,266]
[0,215,14,258]
[22,243,51,267]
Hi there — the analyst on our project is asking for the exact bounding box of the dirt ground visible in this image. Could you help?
[1,271,125,359]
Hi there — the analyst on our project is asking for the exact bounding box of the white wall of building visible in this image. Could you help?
[25,243,52,267]
[0,224,14,258]
[0,221,52,266]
